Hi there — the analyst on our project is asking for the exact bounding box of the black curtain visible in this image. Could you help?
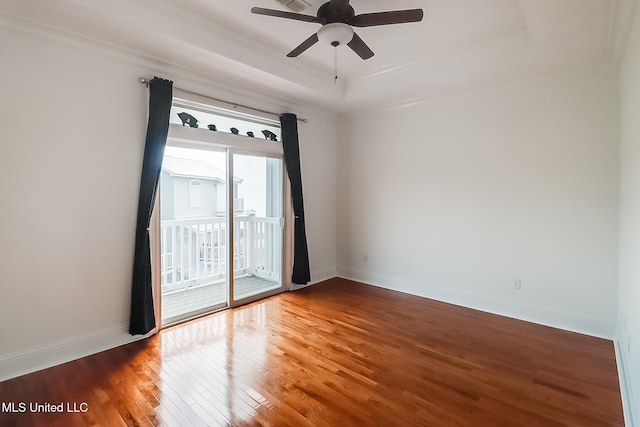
[280,113,311,285]
[130,77,173,335]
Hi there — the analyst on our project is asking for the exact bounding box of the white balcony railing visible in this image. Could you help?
[215,198,244,216]
[160,215,281,293]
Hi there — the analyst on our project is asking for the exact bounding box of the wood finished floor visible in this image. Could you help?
[0,278,624,426]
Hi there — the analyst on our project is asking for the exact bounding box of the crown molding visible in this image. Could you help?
[341,62,618,121]
[348,24,530,86]
[0,8,340,122]
[0,0,344,104]
[2,0,632,118]
[347,0,528,84]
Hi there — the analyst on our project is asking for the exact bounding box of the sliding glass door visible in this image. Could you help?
[159,147,228,324]
[231,153,283,302]
[159,147,284,325]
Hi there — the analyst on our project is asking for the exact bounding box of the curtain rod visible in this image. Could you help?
[140,78,307,123]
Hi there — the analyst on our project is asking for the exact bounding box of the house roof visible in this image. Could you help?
[162,156,242,183]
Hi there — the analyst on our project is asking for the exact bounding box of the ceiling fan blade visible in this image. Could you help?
[251,7,321,24]
[350,9,424,27]
[347,33,374,60]
[287,33,320,57]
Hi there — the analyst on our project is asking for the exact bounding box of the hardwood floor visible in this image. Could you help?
[0,278,624,426]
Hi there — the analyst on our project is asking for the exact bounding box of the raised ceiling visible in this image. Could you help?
[1,0,636,112]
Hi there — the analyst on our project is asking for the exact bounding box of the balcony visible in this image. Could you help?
[216,198,244,216]
[160,215,282,323]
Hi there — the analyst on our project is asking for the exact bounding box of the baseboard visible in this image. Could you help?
[337,267,615,339]
[615,337,638,427]
[2,266,337,382]
[1,269,614,384]
[0,324,149,383]
[311,266,337,285]
[292,266,338,290]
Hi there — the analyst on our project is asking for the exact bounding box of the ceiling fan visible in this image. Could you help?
[251,0,424,60]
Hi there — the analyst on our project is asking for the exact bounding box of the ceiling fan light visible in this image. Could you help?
[317,23,354,47]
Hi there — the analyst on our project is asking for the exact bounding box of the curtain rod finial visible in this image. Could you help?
[140,77,150,86]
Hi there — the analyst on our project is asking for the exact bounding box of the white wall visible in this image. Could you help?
[298,111,339,284]
[0,22,337,381]
[617,2,640,425]
[338,68,620,338]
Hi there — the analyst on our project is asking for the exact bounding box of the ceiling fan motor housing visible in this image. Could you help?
[317,2,355,24]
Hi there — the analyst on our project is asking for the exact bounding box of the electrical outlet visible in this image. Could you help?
[513,279,522,291]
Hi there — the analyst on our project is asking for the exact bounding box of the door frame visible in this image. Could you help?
[152,125,293,327]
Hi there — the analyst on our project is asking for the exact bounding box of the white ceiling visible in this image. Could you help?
[1,0,636,113]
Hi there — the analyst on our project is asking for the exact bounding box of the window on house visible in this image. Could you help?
[188,179,204,207]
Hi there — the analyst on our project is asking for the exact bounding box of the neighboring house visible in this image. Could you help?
[160,155,243,220]
[159,155,249,288]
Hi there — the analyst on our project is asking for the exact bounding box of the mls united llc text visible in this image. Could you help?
[2,401,88,413]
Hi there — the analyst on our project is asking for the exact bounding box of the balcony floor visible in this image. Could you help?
[161,275,280,324]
